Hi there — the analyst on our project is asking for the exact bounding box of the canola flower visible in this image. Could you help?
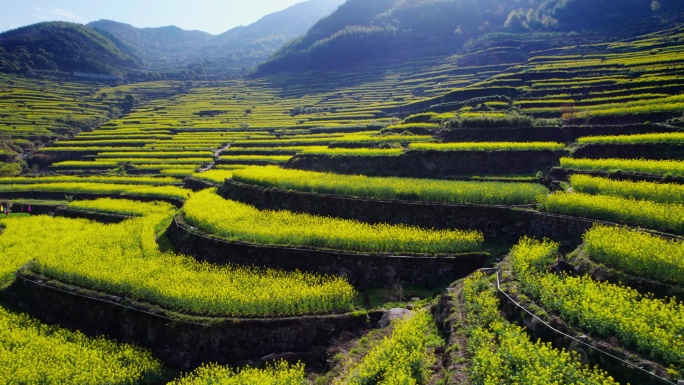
[191,170,234,184]
[409,142,565,151]
[577,132,684,144]
[231,166,548,205]
[170,360,307,385]
[0,305,162,384]
[219,155,292,163]
[538,191,684,234]
[298,147,405,157]
[68,198,176,217]
[0,175,181,185]
[334,310,435,385]
[571,174,684,204]
[0,182,192,201]
[584,225,684,285]
[510,237,684,367]
[0,215,356,317]
[183,189,484,254]
[560,157,684,177]
[462,272,619,385]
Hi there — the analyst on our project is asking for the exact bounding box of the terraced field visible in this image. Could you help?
[0,23,683,385]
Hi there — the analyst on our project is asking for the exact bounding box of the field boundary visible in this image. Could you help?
[168,213,488,288]
[0,267,377,370]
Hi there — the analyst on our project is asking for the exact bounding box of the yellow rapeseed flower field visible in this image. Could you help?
[0,305,162,384]
[463,272,619,385]
[184,189,484,254]
[0,215,356,317]
[510,238,684,368]
[232,165,548,205]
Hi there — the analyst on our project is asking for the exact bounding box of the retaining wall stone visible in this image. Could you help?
[1,269,376,371]
[53,208,132,224]
[168,214,487,289]
[437,124,675,144]
[183,177,218,191]
[0,191,185,208]
[286,150,566,177]
[220,180,597,249]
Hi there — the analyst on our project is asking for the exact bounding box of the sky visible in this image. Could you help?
[0,0,311,35]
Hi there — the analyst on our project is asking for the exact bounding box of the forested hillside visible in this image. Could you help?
[0,22,142,74]
[257,0,684,73]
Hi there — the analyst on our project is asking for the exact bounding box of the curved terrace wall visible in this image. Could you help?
[167,214,487,289]
[219,180,681,250]
[0,191,185,208]
[437,124,675,144]
[286,150,567,177]
[183,177,218,191]
[53,207,132,224]
[549,168,684,184]
[572,143,684,160]
[0,268,376,371]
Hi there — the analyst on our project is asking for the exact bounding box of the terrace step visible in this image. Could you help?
[0,267,378,371]
[168,214,488,289]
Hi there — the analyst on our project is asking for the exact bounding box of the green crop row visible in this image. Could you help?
[463,272,619,385]
[184,189,484,254]
[560,157,684,177]
[232,166,548,205]
[571,175,684,204]
[510,238,684,368]
[538,191,684,234]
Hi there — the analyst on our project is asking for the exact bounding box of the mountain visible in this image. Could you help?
[87,20,215,70]
[89,0,344,73]
[0,22,142,75]
[256,0,684,74]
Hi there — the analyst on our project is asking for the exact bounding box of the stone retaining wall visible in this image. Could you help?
[183,177,218,191]
[1,269,376,371]
[0,191,185,208]
[437,124,675,144]
[572,143,684,160]
[167,214,488,289]
[549,168,684,184]
[53,208,131,224]
[220,180,596,248]
[497,275,670,385]
[286,150,566,177]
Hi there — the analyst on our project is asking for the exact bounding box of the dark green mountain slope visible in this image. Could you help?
[90,0,344,72]
[0,22,142,75]
[257,0,684,74]
[87,20,215,69]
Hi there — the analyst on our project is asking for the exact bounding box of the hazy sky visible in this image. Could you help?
[0,0,311,34]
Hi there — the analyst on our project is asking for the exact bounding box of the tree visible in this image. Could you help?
[504,10,528,32]
[0,163,22,177]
